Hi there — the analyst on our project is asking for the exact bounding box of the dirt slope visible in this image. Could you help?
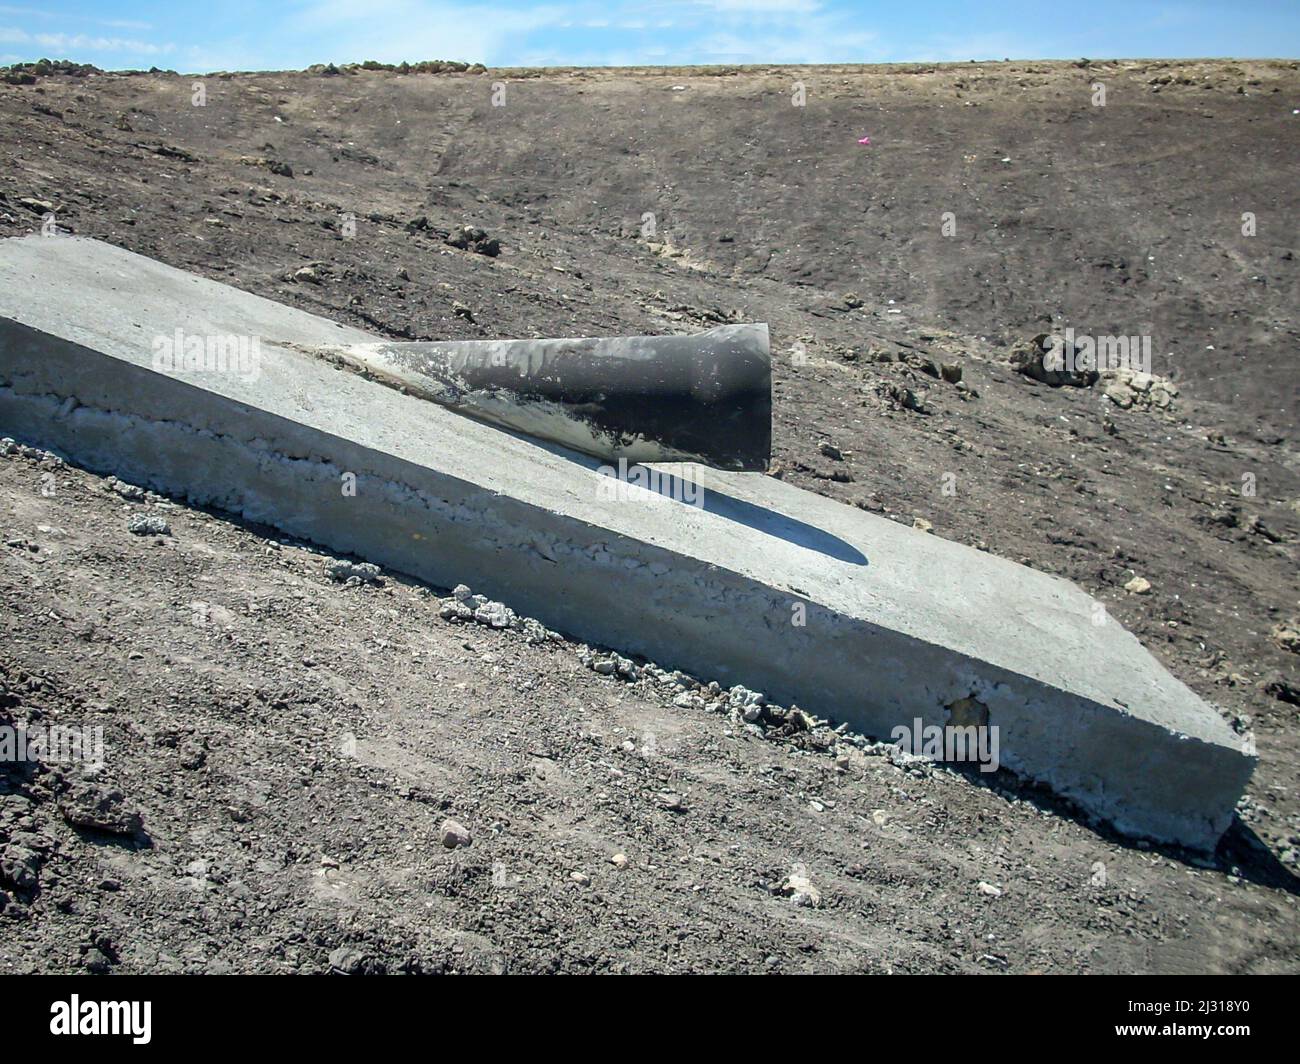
[0,58,1297,973]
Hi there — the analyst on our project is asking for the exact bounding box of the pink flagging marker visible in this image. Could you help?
[858,135,871,146]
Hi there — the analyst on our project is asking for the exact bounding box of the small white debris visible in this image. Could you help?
[106,476,146,501]
[655,791,687,812]
[780,870,821,907]
[474,600,515,628]
[127,514,170,536]
[326,559,383,585]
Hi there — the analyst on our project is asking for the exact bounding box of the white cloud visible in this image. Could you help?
[100,19,155,32]
[681,26,883,64]
[0,26,173,55]
[689,0,822,12]
[0,6,153,30]
[285,0,576,66]
[911,31,1055,63]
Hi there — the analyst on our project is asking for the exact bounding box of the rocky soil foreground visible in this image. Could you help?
[0,58,1298,974]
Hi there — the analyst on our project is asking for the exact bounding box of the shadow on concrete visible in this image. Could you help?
[517,435,868,565]
[689,474,868,566]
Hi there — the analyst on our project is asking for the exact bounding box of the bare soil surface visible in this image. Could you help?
[0,58,1297,973]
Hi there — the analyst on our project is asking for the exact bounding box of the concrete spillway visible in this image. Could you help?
[0,235,1254,850]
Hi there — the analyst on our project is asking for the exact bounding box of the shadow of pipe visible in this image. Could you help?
[512,433,868,566]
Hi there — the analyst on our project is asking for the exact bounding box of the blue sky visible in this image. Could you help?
[1,1,1297,72]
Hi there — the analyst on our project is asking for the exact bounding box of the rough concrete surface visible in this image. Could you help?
[0,59,1296,974]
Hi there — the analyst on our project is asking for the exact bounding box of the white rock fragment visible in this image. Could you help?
[326,559,383,585]
[127,514,170,536]
[474,600,515,628]
[434,584,560,643]
[106,476,146,501]
[780,870,822,907]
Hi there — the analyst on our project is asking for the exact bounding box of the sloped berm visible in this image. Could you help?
[0,235,1255,849]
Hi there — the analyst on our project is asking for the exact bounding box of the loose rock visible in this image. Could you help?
[127,514,170,536]
[326,560,384,585]
[440,818,472,849]
[58,783,143,836]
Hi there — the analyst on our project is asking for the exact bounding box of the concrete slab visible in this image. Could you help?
[0,235,1254,849]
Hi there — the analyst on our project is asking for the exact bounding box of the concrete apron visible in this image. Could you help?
[0,235,1254,850]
